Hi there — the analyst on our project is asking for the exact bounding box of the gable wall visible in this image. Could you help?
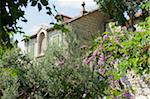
[69,10,108,45]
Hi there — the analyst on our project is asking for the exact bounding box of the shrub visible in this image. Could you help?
[84,17,150,98]
[0,33,108,98]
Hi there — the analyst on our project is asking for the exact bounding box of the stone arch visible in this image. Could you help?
[37,30,47,56]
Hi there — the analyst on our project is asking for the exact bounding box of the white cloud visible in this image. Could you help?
[56,0,96,8]
[51,0,97,16]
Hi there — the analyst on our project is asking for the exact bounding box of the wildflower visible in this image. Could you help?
[99,43,103,50]
[130,95,135,99]
[98,68,106,75]
[92,49,99,57]
[122,54,126,57]
[84,49,98,64]
[103,35,108,40]
[98,54,106,65]
[108,52,113,57]
[114,79,121,88]
[109,75,114,80]
[115,37,119,44]
[121,76,132,88]
[83,57,92,64]
[123,92,130,97]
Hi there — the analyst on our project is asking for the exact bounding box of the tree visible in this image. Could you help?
[95,0,126,25]
[0,0,52,47]
[94,0,149,31]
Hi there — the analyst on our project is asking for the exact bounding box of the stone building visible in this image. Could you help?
[24,9,108,59]
[24,5,150,99]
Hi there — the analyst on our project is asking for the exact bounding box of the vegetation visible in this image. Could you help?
[0,0,52,47]
[95,0,149,29]
[84,17,150,97]
[94,0,126,25]
[0,0,149,98]
[0,32,109,98]
[0,16,149,98]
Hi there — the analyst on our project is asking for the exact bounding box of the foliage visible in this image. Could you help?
[94,0,126,25]
[0,47,31,98]
[0,0,52,47]
[84,17,150,98]
[36,46,108,98]
[94,0,149,26]
[0,33,108,98]
[0,2,150,98]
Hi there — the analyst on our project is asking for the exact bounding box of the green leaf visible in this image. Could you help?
[40,0,48,6]
[106,96,111,99]
[38,3,42,11]
[31,1,37,6]
[112,90,122,96]
[46,6,51,10]
[62,28,69,33]
[46,11,52,15]
[21,19,27,22]
[133,57,139,67]
[114,73,121,80]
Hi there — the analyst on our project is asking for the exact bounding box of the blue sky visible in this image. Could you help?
[15,0,97,51]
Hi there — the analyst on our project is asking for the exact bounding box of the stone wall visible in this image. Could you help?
[70,10,108,45]
[127,70,150,99]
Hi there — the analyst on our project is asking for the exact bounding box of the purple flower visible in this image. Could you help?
[84,57,92,64]
[130,95,135,99]
[98,59,104,65]
[99,43,103,50]
[98,54,106,65]
[123,92,131,97]
[103,35,108,40]
[84,56,96,65]
[98,68,106,75]
[124,93,134,99]
[115,37,119,44]
[114,79,121,87]
[92,49,99,57]
[109,75,114,80]
[108,52,113,57]
[84,49,99,65]
[123,54,126,57]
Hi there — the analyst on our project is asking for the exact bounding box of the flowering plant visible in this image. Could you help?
[84,20,149,98]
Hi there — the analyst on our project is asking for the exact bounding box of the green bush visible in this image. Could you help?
[0,34,108,98]
[84,17,150,98]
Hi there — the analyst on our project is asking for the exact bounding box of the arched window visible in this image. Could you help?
[38,32,46,55]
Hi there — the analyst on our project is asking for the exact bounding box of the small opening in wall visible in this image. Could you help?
[38,32,46,55]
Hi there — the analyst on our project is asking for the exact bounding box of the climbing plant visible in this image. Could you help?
[84,16,150,98]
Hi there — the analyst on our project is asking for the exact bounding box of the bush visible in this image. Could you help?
[84,17,150,98]
[0,34,108,98]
